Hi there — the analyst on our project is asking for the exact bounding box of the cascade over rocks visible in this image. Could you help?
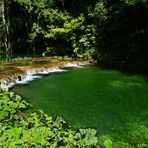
[0,59,91,88]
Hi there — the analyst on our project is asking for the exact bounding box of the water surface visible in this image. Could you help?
[12,66,148,140]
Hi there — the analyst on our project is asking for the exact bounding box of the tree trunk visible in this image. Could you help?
[1,0,11,61]
[61,0,64,11]
[59,0,64,11]
[28,12,35,55]
[0,2,2,57]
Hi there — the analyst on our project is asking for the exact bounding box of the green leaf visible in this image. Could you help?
[104,139,113,148]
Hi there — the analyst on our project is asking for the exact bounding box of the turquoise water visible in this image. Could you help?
[12,66,148,140]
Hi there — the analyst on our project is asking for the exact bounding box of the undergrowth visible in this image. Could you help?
[0,87,147,147]
[11,57,33,66]
[0,87,110,147]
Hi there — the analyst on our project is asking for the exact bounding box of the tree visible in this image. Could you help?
[97,0,148,72]
[0,0,11,60]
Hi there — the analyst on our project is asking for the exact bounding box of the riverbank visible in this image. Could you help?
[0,57,91,88]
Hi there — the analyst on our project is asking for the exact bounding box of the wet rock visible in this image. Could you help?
[0,60,91,89]
[18,75,22,81]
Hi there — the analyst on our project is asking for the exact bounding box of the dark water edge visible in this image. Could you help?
[11,65,148,142]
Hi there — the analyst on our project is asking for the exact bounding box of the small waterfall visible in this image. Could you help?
[16,75,42,85]
[64,63,83,68]
[79,61,91,66]
[64,61,91,68]
[0,61,91,89]
[2,74,41,89]
[35,68,67,75]
[6,68,67,89]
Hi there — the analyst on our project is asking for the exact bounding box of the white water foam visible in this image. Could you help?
[37,68,67,74]
[64,61,91,68]
[6,68,67,89]
[2,61,90,89]
[64,63,83,68]
[79,61,91,66]
[7,82,15,89]
[16,75,42,84]
[6,75,42,89]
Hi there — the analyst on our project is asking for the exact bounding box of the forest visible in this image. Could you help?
[0,0,147,72]
[0,0,148,147]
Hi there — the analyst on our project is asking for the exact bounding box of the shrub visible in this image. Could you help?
[11,57,33,66]
[0,87,99,147]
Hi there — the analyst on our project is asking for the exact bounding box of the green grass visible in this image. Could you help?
[12,66,148,145]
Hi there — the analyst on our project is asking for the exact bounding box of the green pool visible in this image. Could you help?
[12,65,148,141]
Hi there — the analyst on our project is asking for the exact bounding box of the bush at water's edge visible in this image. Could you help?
[0,87,106,147]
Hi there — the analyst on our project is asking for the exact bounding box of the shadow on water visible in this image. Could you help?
[98,63,148,86]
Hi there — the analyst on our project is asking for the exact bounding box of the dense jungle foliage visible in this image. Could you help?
[0,0,148,72]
